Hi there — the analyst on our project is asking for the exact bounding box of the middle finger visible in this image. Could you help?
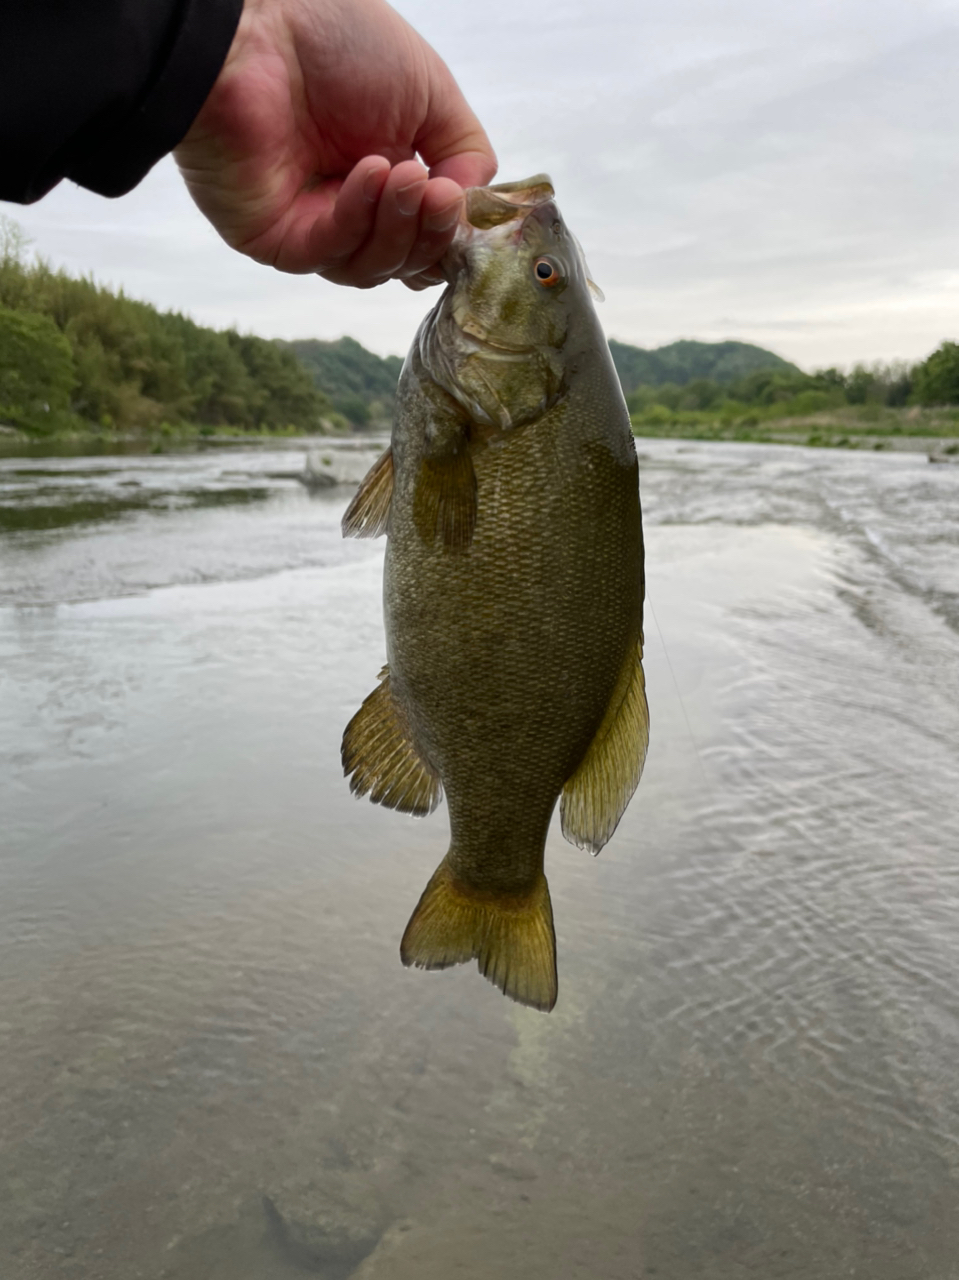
[338,160,429,287]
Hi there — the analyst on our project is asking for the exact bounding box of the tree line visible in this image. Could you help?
[4,213,959,439]
[0,217,331,436]
[614,343,959,422]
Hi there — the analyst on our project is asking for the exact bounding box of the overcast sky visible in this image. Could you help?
[3,0,959,369]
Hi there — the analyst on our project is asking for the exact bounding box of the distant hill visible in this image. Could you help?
[283,334,798,420]
[281,337,403,424]
[609,339,798,393]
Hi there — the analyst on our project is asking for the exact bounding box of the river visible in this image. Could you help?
[1,438,958,1278]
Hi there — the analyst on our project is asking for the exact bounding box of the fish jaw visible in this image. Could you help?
[463,174,555,230]
[415,301,562,433]
[423,191,593,434]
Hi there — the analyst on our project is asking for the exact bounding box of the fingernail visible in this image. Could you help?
[425,203,461,233]
[395,179,427,216]
[364,167,386,203]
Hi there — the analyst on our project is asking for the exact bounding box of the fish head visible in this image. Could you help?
[418,176,602,432]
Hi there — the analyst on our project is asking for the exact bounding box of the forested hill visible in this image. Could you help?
[609,338,798,394]
[283,336,799,422]
[280,337,403,427]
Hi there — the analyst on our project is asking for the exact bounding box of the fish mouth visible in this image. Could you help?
[439,174,560,285]
[452,319,533,361]
[464,175,555,230]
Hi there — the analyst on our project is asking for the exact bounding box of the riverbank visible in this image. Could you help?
[0,421,390,458]
[4,408,959,459]
[630,403,959,450]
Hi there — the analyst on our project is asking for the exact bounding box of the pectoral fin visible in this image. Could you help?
[342,667,441,815]
[413,441,477,552]
[560,637,649,854]
[341,446,393,538]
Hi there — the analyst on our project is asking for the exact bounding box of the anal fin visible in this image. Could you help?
[342,446,393,538]
[342,667,441,815]
[560,637,649,854]
[400,858,557,1012]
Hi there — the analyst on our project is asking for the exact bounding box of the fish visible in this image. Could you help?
[341,175,648,1012]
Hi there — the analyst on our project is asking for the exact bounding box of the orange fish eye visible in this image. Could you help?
[533,256,563,287]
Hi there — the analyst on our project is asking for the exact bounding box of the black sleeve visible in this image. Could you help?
[1,0,244,204]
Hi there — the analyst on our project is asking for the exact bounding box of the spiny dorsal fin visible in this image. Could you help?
[560,637,649,854]
[400,858,557,1012]
[412,445,477,552]
[342,668,441,815]
[342,446,393,538]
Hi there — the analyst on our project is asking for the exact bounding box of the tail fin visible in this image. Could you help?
[400,858,557,1012]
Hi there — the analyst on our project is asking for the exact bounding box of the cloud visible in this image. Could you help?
[4,0,958,368]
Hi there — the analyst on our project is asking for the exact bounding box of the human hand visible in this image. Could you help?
[173,0,497,289]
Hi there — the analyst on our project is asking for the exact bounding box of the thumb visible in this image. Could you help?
[416,62,498,190]
[429,149,499,190]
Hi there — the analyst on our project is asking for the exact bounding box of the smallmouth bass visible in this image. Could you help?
[342,176,648,1012]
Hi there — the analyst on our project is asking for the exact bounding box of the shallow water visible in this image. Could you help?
[2,439,958,1278]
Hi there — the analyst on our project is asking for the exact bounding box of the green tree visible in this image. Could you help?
[913,343,959,406]
[284,335,402,403]
[227,332,330,429]
[0,306,76,431]
[680,378,723,411]
[844,364,880,405]
[333,392,371,426]
[0,214,30,268]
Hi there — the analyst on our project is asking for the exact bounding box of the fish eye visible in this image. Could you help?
[533,256,563,288]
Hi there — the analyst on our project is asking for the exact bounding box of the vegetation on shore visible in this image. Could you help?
[0,217,332,440]
[622,358,959,447]
[630,406,959,450]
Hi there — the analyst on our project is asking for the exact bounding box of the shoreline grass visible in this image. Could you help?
[4,408,959,457]
[0,420,369,452]
[630,405,959,450]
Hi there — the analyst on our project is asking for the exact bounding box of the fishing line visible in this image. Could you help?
[646,589,710,784]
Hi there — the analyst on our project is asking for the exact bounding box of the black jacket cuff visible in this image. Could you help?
[0,0,244,204]
[69,0,244,198]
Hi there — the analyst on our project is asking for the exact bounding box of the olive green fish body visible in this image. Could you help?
[386,352,642,892]
[342,178,648,1011]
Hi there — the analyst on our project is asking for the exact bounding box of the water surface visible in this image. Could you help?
[2,440,958,1278]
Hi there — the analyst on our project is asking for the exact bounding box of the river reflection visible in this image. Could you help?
[2,439,958,1278]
